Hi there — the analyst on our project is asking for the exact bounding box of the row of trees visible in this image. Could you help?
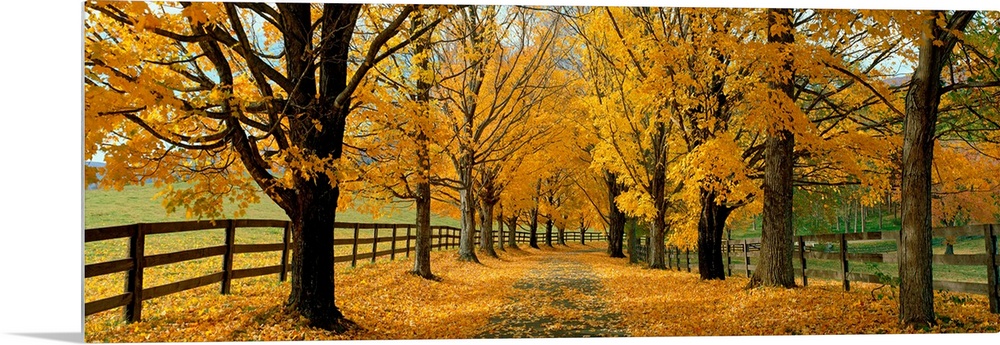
[85,2,1000,330]
[572,7,1000,327]
[85,2,607,331]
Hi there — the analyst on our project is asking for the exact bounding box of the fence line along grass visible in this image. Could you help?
[634,224,1000,314]
[84,218,606,324]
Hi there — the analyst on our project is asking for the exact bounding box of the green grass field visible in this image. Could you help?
[84,184,463,303]
[85,184,461,228]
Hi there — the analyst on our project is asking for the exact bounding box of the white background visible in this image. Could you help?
[1,0,997,344]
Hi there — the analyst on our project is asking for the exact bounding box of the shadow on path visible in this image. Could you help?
[476,247,628,338]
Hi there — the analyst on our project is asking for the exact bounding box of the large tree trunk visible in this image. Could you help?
[280,3,359,332]
[456,6,486,264]
[496,206,505,252]
[748,8,796,289]
[648,140,668,269]
[899,10,975,327]
[506,214,519,249]
[478,199,498,258]
[458,174,479,262]
[545,218,554,247]
[287,181,347,331]
[628,220,639,264]
[409,9,434,280]
[529,206,540,249]
[412,185,433,278]
[606,170,626,258]
[697,189,734,280]
[648,209,667,269]
[557,223,566,245]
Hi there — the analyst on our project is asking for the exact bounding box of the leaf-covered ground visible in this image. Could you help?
[476,246,628,338]
[85,243,1000,342]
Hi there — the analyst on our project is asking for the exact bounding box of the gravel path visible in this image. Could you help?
[475,247,629,338]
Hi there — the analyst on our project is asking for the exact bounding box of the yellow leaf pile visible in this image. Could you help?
[85,246,541,342]
[580,249,1000,335]
[85,243,1000,342]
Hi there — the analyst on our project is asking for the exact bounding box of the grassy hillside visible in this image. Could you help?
[85,183,460,228]
[85,183,464,302]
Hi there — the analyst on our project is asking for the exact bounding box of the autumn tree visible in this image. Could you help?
[561,22,627,257]
[751,8,798,287]
[341,6,454,280]
[897,10,978,327]
[84,2,446,330]
[434,6,570,261]
[577,7,694,269]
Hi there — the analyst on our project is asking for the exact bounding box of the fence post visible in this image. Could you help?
[390,224,398,261]
[798,235,808,287]
[405,225,412,258]
[351,223,360,267]
[839,233,850,292]
[221,219,236,295]
[645,237,651,263]
[985,224,998,313]
[675,247,681,270]
[686,248,691,272]
[436,227,441,250]
[280,222,291,282]
[725,231,732,277]
[743,239,751,277]
[667,245,673,269]
[124,223,145,323]
[372,224,380,263]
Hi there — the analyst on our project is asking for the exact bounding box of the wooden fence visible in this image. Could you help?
[512,230,604,244]
[85,219,605,323]
[632,224,999,314]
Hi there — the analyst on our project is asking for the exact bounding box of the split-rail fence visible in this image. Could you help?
[84,219,604,322]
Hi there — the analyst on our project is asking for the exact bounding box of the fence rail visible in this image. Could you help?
[85,219,605,322]
[632,224,999,314]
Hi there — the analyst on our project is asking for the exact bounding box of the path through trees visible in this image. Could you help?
[476,248,629,338]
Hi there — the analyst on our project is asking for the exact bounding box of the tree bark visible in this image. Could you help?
[456,6,486,264]
[529,206,540,249]
[628,220,639,264]
[279,3,361,332]
[458,174,479,262]
[286,182,348,330]
[412,184,433,278]
[545,218,554,247]
[478,198,498,258]
[557,223,566,245]
[748,8,796,289]
[506,214,519,249]
[409,9,434,280]
[697,188,734,280]
[606,170,627,258]
[648,126,668,269]
[648,208,667,269]
[899,10,975,327]
[496,206,505,252]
